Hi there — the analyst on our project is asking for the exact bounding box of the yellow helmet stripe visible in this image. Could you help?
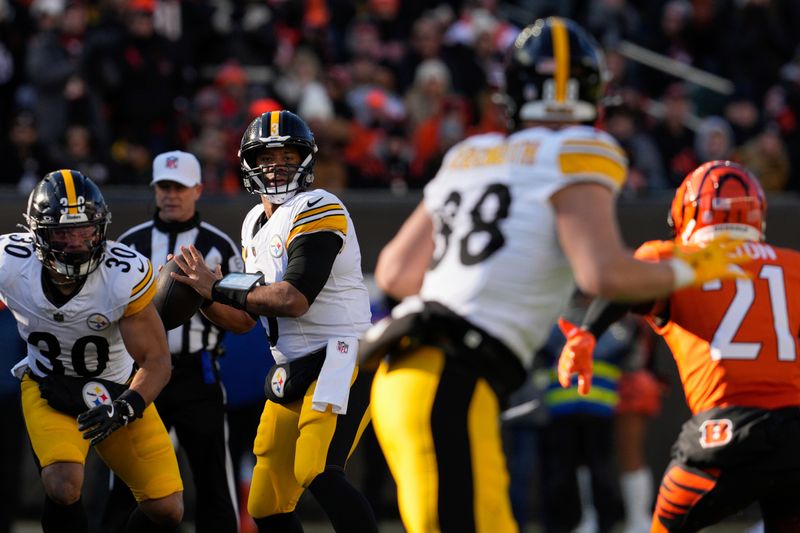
[60,169,79,214]
[551,18,569,103]
[269,111,280,137]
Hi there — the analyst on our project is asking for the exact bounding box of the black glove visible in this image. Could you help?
[77,390,145,446]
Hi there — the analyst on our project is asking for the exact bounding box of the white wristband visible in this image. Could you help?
[669,258,695,290]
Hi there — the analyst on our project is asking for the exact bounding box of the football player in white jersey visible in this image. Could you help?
[170,110,377,533]
[359,17,749,533]
[4,170,183,532]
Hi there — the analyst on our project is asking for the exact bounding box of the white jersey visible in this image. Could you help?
[416,125,627,367]
[1,233,156,383]
[241,190,372,363]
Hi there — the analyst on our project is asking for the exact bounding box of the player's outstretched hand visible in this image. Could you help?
[557,317,596,396]
[671,237,751,289]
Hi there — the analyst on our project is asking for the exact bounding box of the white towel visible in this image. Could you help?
[312,337,358,414]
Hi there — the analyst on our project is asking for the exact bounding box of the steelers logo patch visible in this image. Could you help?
[269,235,284,258]
[271,367,287,398]
[87,313,111,331]
[82,381,114,409]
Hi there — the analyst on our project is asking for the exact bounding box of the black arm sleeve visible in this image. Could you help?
[580,299,632,338]
[283,232,344,306]
[581,298,657,337]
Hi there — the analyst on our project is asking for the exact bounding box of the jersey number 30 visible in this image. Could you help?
[430,183,511,269]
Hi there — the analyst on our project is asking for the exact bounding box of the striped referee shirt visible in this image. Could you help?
[117,211,244,357]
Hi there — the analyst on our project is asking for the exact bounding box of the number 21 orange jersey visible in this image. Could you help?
[636,240,800,414]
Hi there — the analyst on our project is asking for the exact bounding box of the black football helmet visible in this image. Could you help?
[239,110,318,204]
[505,17,607,126]
[24,169,110,281]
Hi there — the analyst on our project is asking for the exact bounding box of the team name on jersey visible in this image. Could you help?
[446,140,540,169]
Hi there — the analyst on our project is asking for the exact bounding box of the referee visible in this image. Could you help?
[102,150,243,532]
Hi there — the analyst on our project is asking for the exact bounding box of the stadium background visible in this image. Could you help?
[2,0,800,530]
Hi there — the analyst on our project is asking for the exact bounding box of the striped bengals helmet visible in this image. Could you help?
[669,160,766,244]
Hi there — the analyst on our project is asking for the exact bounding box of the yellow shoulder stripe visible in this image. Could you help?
[124,280,156,317]
[292,203,343,226]
[124,261,155,317]
[563,139,627,159]
[130,260,154,298]
[287,214,347,245]
[559,152,627,187]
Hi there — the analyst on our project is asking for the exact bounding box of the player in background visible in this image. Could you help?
[4,170,183,532]
[169,110,377,533]
[358,17,748,533]
[558,161,800,532]
[103,150,242,532]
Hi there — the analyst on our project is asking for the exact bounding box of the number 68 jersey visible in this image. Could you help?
[417,126,627,368]
[1,232,157,384]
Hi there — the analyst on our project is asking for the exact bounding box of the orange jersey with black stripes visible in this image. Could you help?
[0,233,155,384]
[240,189,371,363]
[636,240,800,413]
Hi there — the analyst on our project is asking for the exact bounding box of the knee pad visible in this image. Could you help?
[248,461,282,519]
[294,431,328,488]
[248,458,303,519]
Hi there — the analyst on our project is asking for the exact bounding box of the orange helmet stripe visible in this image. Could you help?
[59,169,78,215]
[551,17,569,103]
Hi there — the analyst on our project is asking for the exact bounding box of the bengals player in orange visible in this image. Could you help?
[558,161,800,532]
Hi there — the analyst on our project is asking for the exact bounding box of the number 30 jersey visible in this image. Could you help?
[418,126,627,367]
[1,232,156,384]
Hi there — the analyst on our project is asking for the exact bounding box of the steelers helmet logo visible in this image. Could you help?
[87,313,111,331]
[82,381,114,409]
[271,367,287,398]
[269,235,284,258]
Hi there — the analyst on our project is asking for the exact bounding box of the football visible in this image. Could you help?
[151,259,204,331]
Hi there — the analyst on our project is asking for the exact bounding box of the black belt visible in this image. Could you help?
[387,301,527,401]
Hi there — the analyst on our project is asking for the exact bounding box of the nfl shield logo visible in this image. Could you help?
[337,341,349,354]
[166,156,179,169]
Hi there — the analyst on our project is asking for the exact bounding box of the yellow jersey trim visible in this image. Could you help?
[124,279,156,317]
[563,139,627,159]
[287,214,348,245]
[292,203,344,225]
[125,261,155,316]
[559,152,627,187]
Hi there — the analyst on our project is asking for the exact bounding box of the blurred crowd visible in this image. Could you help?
[1,0,799,196]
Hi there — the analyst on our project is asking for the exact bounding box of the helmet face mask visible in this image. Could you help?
[239,110,318,204]
[25,169,110,281]
[669,161,767,244]
[505,17,607,126]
